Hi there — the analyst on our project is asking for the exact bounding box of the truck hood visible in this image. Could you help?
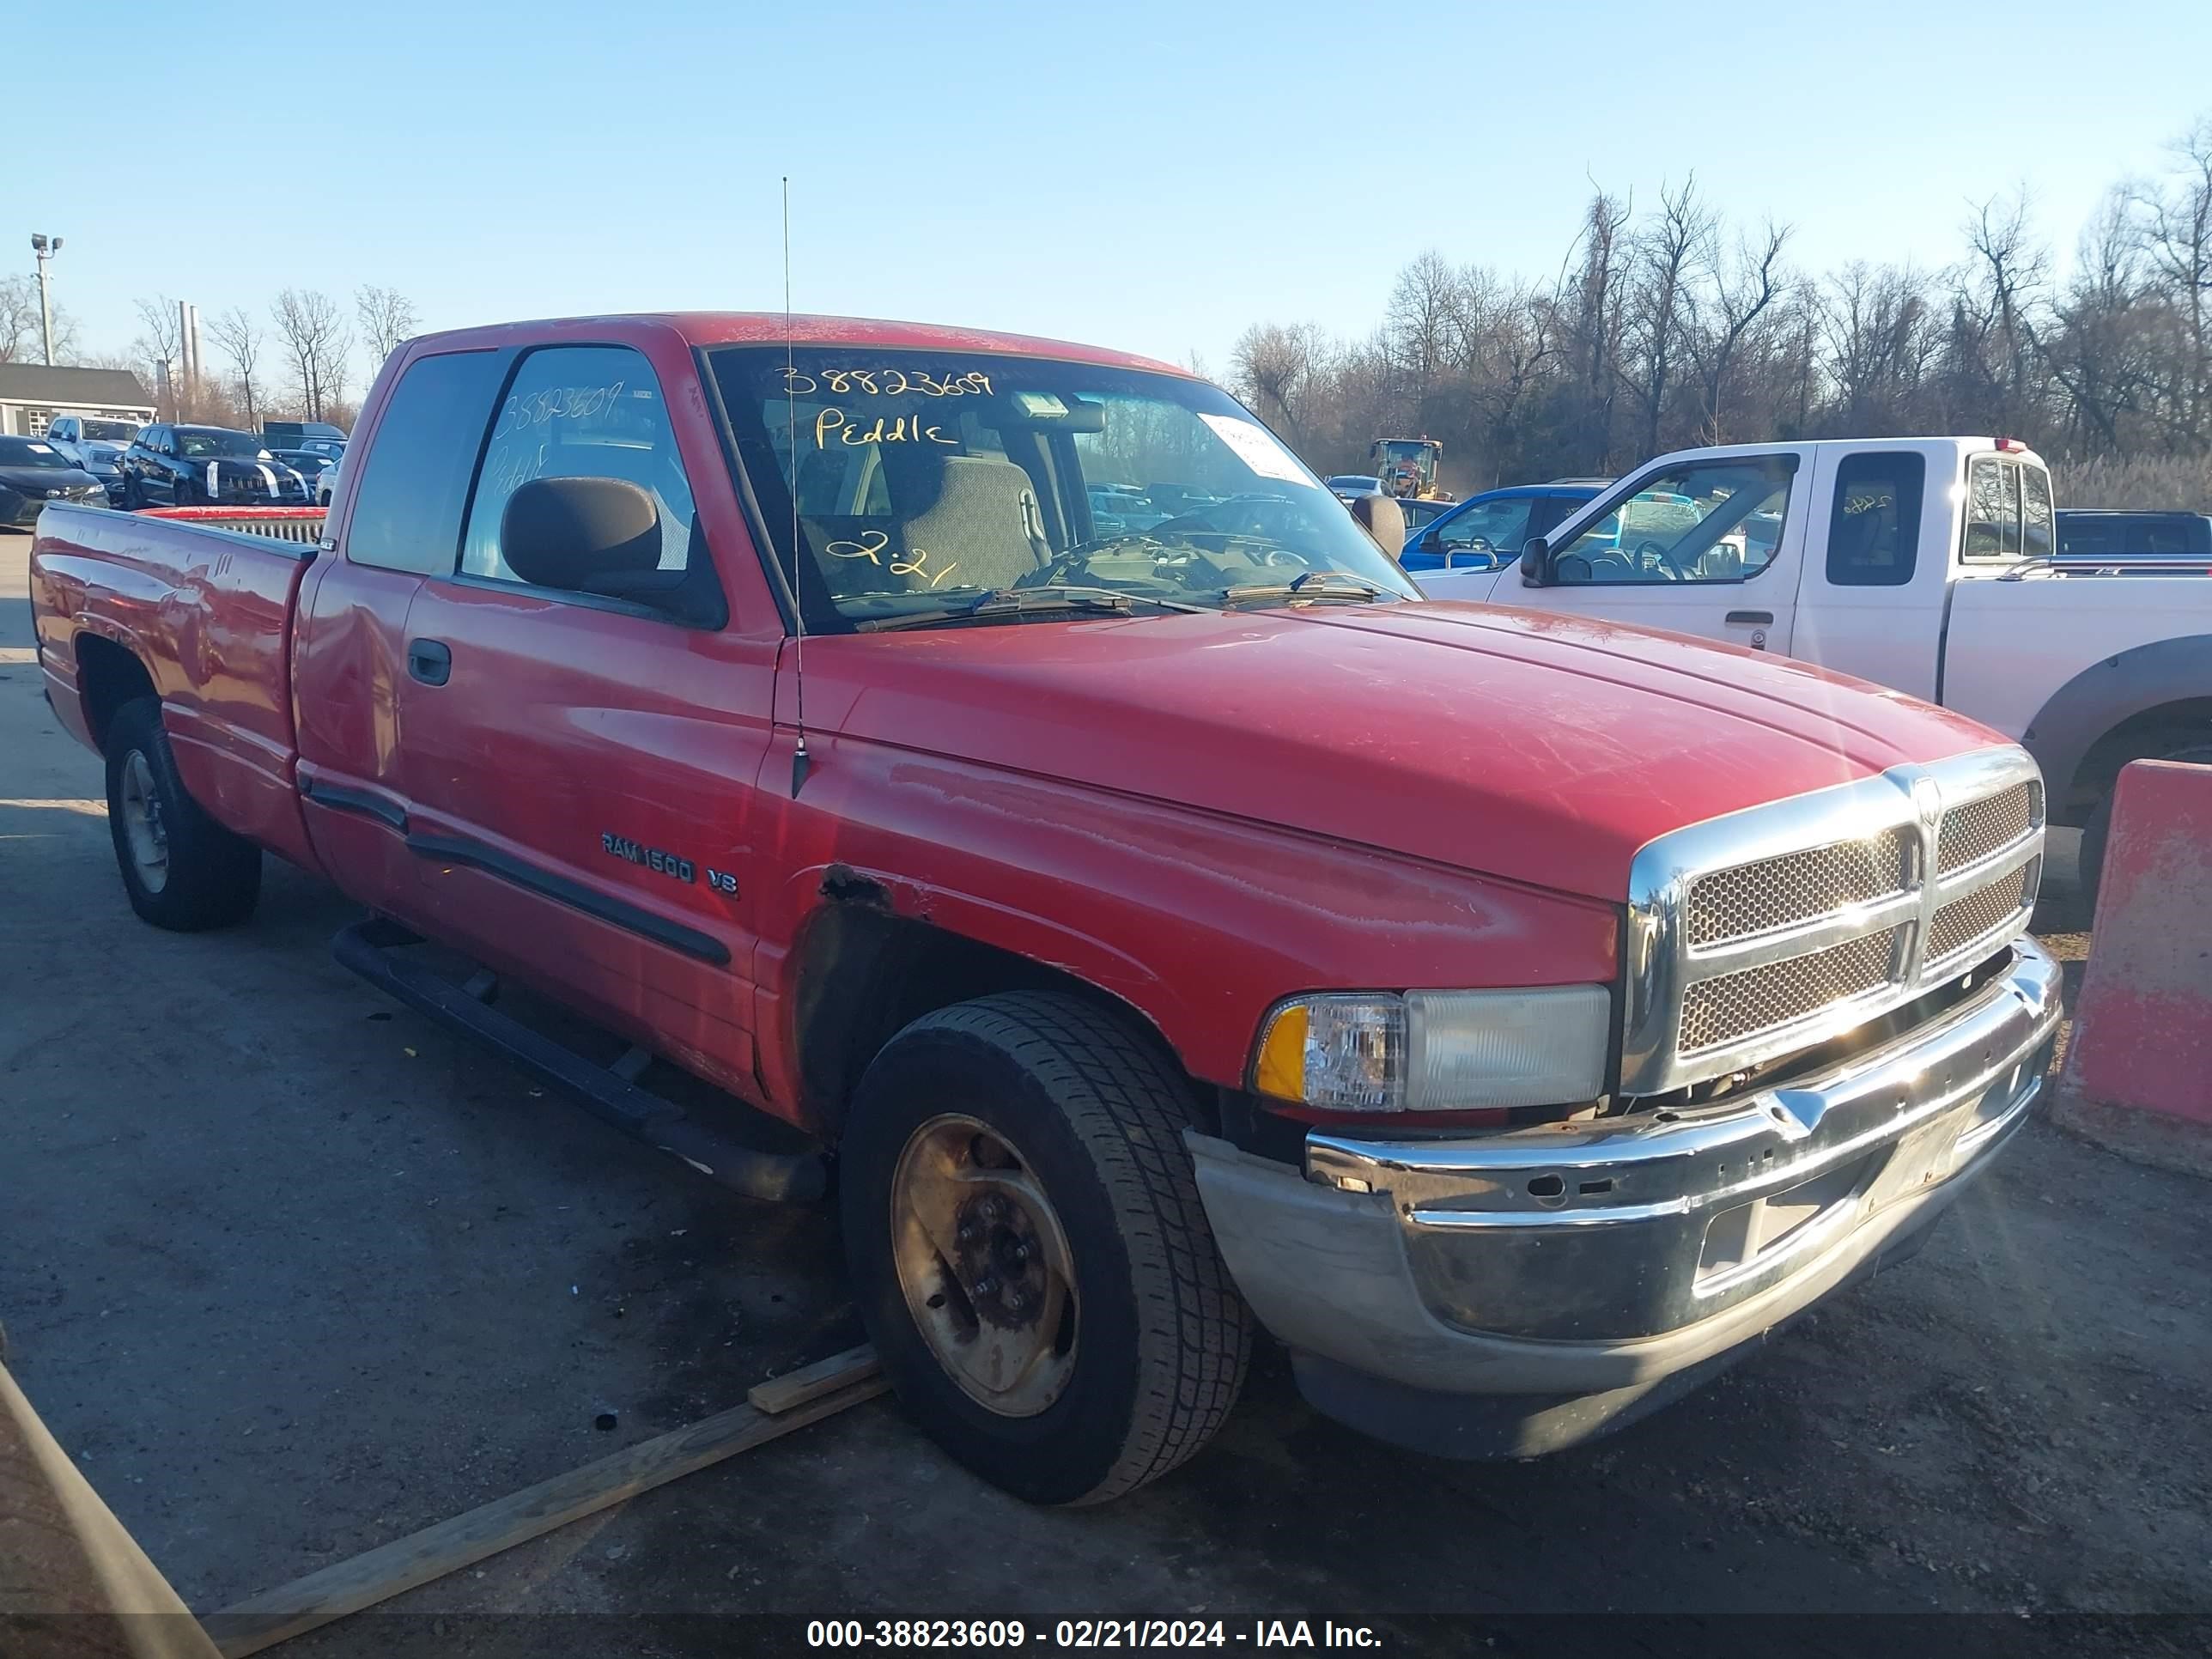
[825,600,2008,903]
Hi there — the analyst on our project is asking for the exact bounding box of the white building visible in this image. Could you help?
[0,363,156,439]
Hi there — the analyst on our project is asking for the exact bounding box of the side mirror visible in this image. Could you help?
[501,476,674,599]
[1519,535,1551,586]
[1418,531,1443,554]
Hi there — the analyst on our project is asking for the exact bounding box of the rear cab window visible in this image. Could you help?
[1960,453,2054,564]
[345,350,506,574]
[1826,452,1925,586]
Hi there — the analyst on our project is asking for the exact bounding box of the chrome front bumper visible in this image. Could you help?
[1188,939,2062,1454]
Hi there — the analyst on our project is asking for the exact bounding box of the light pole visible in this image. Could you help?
[29,234,63,366]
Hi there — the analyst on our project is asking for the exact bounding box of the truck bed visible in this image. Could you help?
[1942,566,2212,754]
[30,503,325,872]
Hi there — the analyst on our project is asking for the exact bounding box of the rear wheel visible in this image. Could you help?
[2079,742,2212,915]
[103,699,260,930]
[841,992,1251,1505]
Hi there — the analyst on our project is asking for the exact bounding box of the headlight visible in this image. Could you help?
[1251,986,1611,1113]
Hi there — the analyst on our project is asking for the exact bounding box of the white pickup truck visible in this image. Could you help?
[1419,437,2212,901]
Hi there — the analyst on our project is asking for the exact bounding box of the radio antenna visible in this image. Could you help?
[784,175,810,797]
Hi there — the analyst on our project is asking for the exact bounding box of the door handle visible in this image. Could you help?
[407,638,452,686]
[1725,611,1773,625]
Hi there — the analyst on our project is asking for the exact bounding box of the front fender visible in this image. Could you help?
[750,735,1620,1115]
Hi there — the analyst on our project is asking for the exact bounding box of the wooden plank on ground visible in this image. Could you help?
[202,1362,887,1659]
[747,1343,879,1415]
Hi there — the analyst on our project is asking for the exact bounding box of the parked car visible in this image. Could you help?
[2055,508,2212,561]
[72,441,131,505]
[31,314,2057,1507]
[0,436,107,526]
[119,424,314,507]
[1141,481,1224,516]
[1085,483,1166,538]
[1325,473,1383,503]
[1397,496,1456,535]
[1419,437,2212,903]
[1398,483,1605,573]
[258,419,348,450]
[42,415,143,469]
[269,448,339,489]
[314,453,342,507]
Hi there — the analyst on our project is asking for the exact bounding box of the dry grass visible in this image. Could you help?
[2054,452,2212,511]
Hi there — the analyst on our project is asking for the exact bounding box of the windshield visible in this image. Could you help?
[175,428,270,459]
[83,420,138,441]
[0,439,72,468]
[710,347,1418,630]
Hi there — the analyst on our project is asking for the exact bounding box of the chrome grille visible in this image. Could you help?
[1928,857,2039,965]
[1680,929,1902,1054]
[1686,830,1909,947]
[1937,782,2040,873]
[1625,749,2047,1093]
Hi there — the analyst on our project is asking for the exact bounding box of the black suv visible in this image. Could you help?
[121,425,314,507]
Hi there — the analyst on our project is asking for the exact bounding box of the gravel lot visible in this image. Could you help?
[2,531,2206,1653]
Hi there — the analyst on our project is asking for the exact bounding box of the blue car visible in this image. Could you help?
[1398,481,1607,573]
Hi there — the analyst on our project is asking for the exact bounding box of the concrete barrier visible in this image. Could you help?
[2057,757,2212,1176]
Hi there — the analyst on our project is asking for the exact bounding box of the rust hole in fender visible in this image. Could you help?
[820,863,891,910]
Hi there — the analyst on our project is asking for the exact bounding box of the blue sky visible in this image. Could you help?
[9,0,2211,391]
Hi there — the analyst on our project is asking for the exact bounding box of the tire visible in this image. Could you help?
[2077,742,2212,915]
[103,698,261,931]
[173,472,197,507]
[121,472,143,510]
[841,991,1252,1505]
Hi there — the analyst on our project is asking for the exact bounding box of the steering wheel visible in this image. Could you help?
[1632,538,1687,582]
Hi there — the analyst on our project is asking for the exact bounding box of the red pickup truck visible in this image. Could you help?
[30,313,2062,1504]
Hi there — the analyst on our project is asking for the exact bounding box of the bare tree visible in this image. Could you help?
[353,284,419,381]
[2131,115,2212,450]
[208,307,269,429]
[1565,187,1634,470]
[1620,176,1709,454]
[1820,263,1933,433]
[131,296,189,418]
[1385,251,1466,395]
[1230,322,1329,450]
[1687,218,1791,444]
[272,289,350,422]
[1210,106,2212,498]
[2041,191,2159,454]
[1,275,80,363]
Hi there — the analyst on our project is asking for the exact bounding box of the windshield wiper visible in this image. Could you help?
[1219,571,1395,606]
[855,583,1206,632]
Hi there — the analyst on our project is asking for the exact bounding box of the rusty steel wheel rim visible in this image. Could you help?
[890,1113,1079,1418]
[119,750,169,894]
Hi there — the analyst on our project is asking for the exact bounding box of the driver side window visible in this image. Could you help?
[464,345,696,586]
[1437,497,1533,554]
[1550,459,1792,586]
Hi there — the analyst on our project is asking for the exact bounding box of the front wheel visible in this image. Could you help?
[841,992,1251,1505]
[103,698,261,930]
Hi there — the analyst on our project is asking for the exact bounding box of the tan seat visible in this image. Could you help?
[1350,494,1406,562]
[883,449,1051,592]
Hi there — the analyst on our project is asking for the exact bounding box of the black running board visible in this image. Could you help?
[332,917,827,1203]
